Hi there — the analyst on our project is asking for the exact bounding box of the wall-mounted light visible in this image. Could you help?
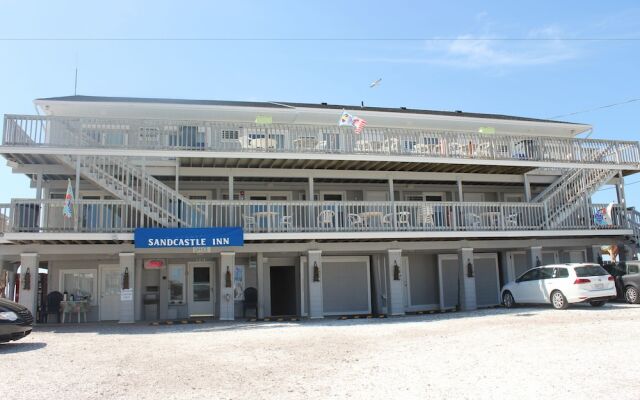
[225,266,232,288]
[23,267,31,290]
[466,259,474,278]
[536,256,542,267]
[393,260,400,281]
[313,261,320,282]
[122,267,129,290]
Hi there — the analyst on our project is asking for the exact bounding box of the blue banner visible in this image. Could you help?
[134,227,244,249]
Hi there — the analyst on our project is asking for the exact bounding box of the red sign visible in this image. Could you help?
[144,259,165,269]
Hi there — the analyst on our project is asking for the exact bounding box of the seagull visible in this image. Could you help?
[369,78,382,88]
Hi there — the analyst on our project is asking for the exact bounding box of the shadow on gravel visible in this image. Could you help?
[29,302,637,336]
[0,342,47,353]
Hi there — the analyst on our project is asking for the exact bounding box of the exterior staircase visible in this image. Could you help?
[59,154,202,227]
[533,168,619,229]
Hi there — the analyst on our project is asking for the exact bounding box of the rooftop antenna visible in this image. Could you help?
[74,67,78,96]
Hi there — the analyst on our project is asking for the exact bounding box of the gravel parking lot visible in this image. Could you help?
[1,303,639,400]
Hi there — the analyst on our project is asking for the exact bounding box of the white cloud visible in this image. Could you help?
[358,25,580,69]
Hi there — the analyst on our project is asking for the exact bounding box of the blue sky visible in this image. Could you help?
[0,0,639,206]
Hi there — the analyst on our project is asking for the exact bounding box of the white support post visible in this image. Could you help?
[19,253,39,318]
[219,252,235,320]
[119,253,135,323]
[256,252,265,319]
[388,179,396,229]
[307,250,323,319]
[228,176,234,200]
[175,159,180,194]
[524,173,532,202]
[75,157,81,232]
[458,248,476,311]
[35,172,43,201]
[7,264,16,301]
[457,177,464,201]
[308,177,314,200]
[387,249,404,315]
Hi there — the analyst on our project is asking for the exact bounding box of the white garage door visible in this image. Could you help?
[474,253,500,307]
[322,257,371,315]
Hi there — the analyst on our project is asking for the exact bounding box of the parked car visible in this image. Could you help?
[602,261,640,304]
[0,298,33,343]
[501,263,617,310]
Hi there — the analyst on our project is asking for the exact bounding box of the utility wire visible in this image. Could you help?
[1,37,640,42]
[547,98,640,120]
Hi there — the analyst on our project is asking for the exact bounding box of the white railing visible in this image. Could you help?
[628,208,640,244]
[0,199,631,235]
[58,155,203,228]
[4,114,640,167]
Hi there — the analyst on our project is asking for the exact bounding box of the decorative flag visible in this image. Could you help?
[352,117,367,134]
[338,111,353,127]
[338,111,367,134]
[63,178,74,219]
[478,127,495,134]
[255,115,273,124]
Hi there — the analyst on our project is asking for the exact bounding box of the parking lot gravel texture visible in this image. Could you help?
[1,303,639,400]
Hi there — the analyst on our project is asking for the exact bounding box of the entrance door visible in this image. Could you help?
[507,251,529,283]
[270,266,297,316]
[99,264,121,321]
[438,255,459,310]
[188,262,214,317]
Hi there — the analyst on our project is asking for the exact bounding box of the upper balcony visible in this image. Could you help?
[0,198,632,243]
[3,115,640,174]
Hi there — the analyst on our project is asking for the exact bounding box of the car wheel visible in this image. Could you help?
[589,300,606,307]
[550,290,569,310]
[502,291,515,308]
[624,286,640,304]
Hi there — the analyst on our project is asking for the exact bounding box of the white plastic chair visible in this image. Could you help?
[280,215,292,230]
[505,213,519,227]
[317,210,335,229]
[348,213,365,228]
[243,215,256,231]
[418,205,435,228]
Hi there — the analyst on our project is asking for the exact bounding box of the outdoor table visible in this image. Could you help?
[253,211,279,231]
[61,300,89,323]
[481,211,503,228]
[358,211,384,227]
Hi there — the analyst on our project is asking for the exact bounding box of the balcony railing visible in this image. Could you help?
[0,199,629,235]
[3,115,640,167]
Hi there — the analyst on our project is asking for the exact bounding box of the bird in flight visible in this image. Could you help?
[369,78,382,88]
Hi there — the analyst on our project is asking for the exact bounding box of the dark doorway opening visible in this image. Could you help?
[270,266,296,316]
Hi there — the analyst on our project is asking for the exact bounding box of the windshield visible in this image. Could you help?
[574,265,609,277]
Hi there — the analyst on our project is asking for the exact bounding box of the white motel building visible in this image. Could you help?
[0,95,639,323]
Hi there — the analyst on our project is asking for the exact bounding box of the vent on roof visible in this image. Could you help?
[321,102,328,105]
[400,107,407,110]
[455,110,462,113]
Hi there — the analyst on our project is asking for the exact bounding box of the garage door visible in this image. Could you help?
[509,251,529,281]
[438,255,459,310]
[322,257,371,315]
[474,253,500,307]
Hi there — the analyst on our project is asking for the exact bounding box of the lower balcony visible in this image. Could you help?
[0,199,631,242]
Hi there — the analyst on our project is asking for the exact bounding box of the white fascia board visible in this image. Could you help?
[33,99,590,137]
[4,146,636,171]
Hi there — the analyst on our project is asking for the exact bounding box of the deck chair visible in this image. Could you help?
[243,215,256,230]
[348,213,365,227]
[418,205,435,228]
[317,210,335,228]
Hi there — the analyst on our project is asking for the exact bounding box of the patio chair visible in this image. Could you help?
[242,287,258,318]
[46,291,64,323]
[317,210,335,228]
[348,213,365,228]
[243,215,256,231]
[280,215,292,230]
[466,213,483,229]
[505,213,519,227]
[417,205,435,228]
[382,212,410,228]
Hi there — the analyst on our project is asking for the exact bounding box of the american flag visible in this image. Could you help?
[352,117,367,134]
[63,178,74,218]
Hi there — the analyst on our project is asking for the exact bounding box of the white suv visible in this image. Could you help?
[501,263,617,310]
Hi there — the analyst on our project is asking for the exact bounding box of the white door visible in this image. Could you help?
[188,262,215,317]
[507,251,529,283]
[99,264,121,321]
[568,250,587,263]
[437,255,459,310]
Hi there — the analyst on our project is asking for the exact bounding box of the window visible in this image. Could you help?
[518,268,541,282]
[168,264,186,304]
[539,268,555,279]
[627,263,639,274]
[574,265,608,277]
[60,269,98,305]
[221,130,239,141]
[552,268,569,278]
[170,126,206,148]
